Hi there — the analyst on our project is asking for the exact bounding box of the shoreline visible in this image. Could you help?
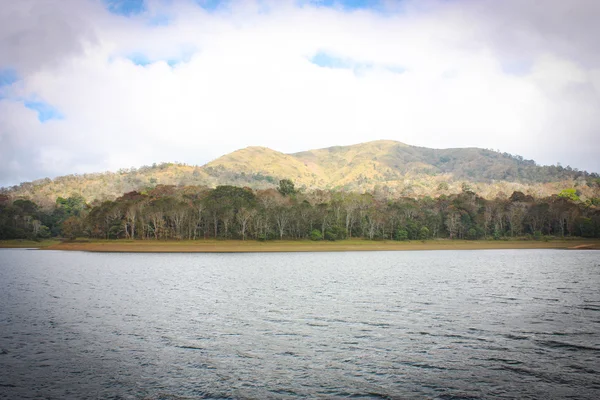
[2,239,599,253]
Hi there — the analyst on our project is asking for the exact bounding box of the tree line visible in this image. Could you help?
[1,180,599,241]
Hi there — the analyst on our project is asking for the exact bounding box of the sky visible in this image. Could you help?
[1,0,599,187]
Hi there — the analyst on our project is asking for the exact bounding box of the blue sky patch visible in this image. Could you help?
[147,13,171,26]
[386,65,406,74]
[321,0,379,9]
[168,46,196,66]
[104,0,146,17]
[310,52,374,71]
[24,101,64,122]
[302,0,385,11]
[127,53,152,66]
[310,52,355,69]
[310,52,404,75]
[0,68,19,87]
[309,52,373,76]
[194,0,225,12]
[167,54,192,67]
[125,47,196,67]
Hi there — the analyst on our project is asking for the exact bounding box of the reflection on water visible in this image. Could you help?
[0,249,599,399]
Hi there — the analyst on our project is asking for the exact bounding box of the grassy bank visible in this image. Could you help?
[0,239,60,249]
[1,238,590,252]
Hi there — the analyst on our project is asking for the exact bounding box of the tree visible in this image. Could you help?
[526,203,549,235]
[557,189,580,202]
[206,185,257,238]
[277,179,296,196]
[445,209,461,239]
[273,204,291,240]
[61,216,83,240]
[13,199,38,215]
[237,207,257,240]
[309,229,322,241]
[169,201,190,240]
[507,202,528,237]
[10,174,593,243]
[576,217,595,237]
[396,228,408,241]
[509,191,527,202]
[341,193,360,238]
[56,195,87,216]
[125,203,139,239]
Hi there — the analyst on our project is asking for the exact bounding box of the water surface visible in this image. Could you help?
[0,249,599,399]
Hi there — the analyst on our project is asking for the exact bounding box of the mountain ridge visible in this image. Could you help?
[2,140,599,206]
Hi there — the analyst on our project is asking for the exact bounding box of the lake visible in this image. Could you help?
[0,249,599,399]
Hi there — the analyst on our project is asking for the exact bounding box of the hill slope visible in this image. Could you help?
[204,146,327,188]
[2,140,598,205]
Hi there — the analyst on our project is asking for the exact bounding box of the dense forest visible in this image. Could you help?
[2,180,599,241]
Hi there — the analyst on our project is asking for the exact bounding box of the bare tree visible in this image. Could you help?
[237,207,256,240]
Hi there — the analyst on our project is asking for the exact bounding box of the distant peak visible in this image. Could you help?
[334,139,408,149]
[359,139,407,146]
[235,146,285,153]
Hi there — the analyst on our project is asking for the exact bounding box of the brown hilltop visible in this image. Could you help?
[204,146,326,188]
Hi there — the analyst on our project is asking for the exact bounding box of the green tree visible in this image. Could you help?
[56,195,87,216]
[396,228,408,241]
[277,179,296,196]
[576,217,595,237]
[309,229,322,241]
[13,199,38,214]
[557,189,580,202]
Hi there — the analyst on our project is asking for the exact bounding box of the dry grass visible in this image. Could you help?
[28,238,600,253]
[206,146,320,185]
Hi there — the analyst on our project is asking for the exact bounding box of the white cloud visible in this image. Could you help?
[1,0,599,186]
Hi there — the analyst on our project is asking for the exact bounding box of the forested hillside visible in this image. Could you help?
[1,179,599,241]
[2,140,599,208]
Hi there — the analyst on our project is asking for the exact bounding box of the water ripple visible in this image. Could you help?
[0,249,599,399]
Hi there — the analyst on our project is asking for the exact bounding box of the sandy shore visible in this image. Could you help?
[7,238,593,252]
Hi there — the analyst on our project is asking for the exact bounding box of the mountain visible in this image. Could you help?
[206,140,597,197]
[205,146,326,187]
[2,140,598,206]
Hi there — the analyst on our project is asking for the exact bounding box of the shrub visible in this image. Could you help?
[467,228,478,240]
[329,226,346,240]
[396,229,408,241]
[324,230,337,241]
[309,229,322,241]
